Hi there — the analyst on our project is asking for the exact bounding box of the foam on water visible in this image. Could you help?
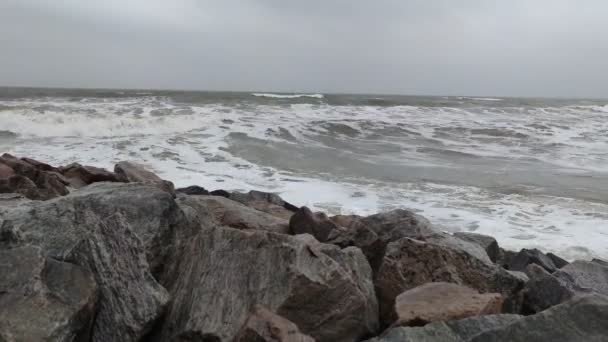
[252,93,325,99]
[2,94,608,260]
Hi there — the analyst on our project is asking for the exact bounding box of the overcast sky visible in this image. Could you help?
[1,0,607,97]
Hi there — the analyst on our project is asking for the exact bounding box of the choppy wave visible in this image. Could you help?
[252,93,324,99]
[2,92,608,260]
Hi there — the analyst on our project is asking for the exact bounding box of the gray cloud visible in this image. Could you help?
[1,0,607,97]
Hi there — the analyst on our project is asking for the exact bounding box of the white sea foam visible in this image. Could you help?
[252,93,324,99]
[469,97,504,101]
[2,95,608,260]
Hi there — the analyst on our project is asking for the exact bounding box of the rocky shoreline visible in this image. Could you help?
[1,153,607,342]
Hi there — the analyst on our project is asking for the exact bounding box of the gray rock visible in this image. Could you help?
[496,248,518,269]
[228,190,298,220]
[471,294,608,342]
[329,211,492,274]
[0,246,98,342]
[556,260,608,296]
[375,238,525,325]
[508,248,557,273]
[0,183,175,342]
[1,182,184,276]
[454,232,500,263]
[114,161,175,196]
[328,209,439,272]
[157,225,379,342]
[547,252,569,269]
[68,213,169,342]
[177,194,289,234]
[365,314,522,342]
[234,305,315,342]
[522,264,583,314]
[175,185,209,195]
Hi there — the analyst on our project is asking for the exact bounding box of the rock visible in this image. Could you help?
[471,294,608,342]
[0,183,177,342]
[290,206,341,242]
[0,175,41,200]
[176,185,209,195]
[210,189,231,197]
[365,314,522,342]
[1,182,185,276]
[0,246,98,342]
[392,283,503,327]
[521,260,608,314]
[114,161,175,196]
[496,248,517,269]
[21,157,56,172]
[234,305,315,342]
[329,209,439,272]
[177,194,289,234]
[375,238,525,325]
[454,232,500,263]
[157,225,379,342]
[556,260,608,296]
[508,248,557,273]
[228,190,298,220]
[424,233,492,264]
[547,252,569,269]
[60,162,120,187]
[522,264,583,314]
[68,213,169,342]
[0,154,69,200]
[0,163,14,179]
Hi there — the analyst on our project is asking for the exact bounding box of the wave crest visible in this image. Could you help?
[252,93,324,99]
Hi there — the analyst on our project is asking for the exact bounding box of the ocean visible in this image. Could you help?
[1,87,607,260]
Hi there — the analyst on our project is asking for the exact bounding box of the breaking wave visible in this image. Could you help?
[251,93,324,99]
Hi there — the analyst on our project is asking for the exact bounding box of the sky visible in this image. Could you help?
[1,0,607,97]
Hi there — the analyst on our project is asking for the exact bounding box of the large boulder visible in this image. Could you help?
[177,194,289,234]
[556,260,608,296]
[392,283,503,327]
[521,260,608,314]
[157,225,379,342]
[0,154,69,200]
[508,248,557,273]
[60,162,120,188]
[0,183,176,342]
[308,209,439,272]
[1,182,185,275]
[227,190,299,220]
[114,161,175,196]
[234,305,315,342]
[365,314,522,342]
[471,294,608,341]
[454,232,500,263]
[375,238,525,325]
[0,175,42,200]
[521,264,584,314]
[547,252,569,269]
[0,246,98,342]
[290,206,341,242]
